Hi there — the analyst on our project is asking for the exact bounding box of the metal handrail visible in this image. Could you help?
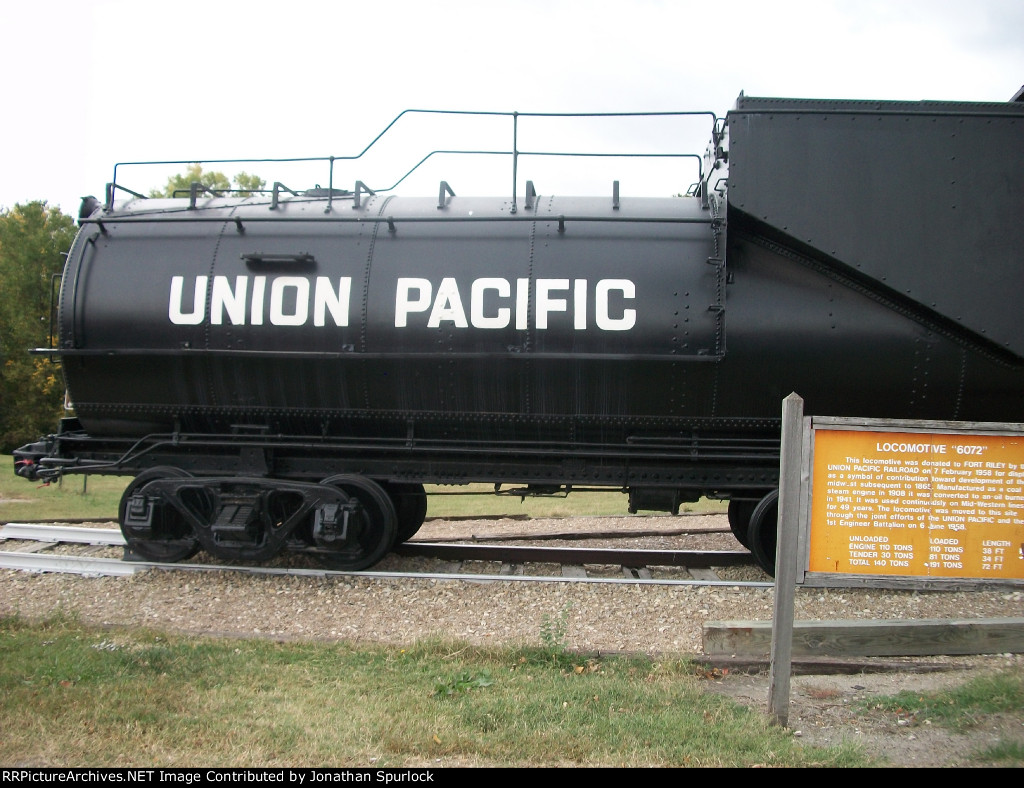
[107,109,718,211]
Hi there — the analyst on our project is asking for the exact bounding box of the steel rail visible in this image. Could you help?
[0,523,125,545]
[0,524,769,588]
[0,552,143,576]
[393,542,753,568]
[0,551,771,587]
[2,524,753,567]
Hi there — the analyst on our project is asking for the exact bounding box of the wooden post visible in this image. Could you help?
[768,393,803,726]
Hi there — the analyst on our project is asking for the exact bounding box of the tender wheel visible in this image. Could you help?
[747,489,779,577]
[383,482,428,543]
[314,475,398,571]
[118,467,201,562]
[727,499,758,550]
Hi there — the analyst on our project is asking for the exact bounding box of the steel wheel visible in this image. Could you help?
[118,467,201,562]
[727,499,758,550]
[383,482,428,543]
[314,475,398,570]
[747,489,779,577]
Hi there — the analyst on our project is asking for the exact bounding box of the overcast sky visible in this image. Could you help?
[3,0,1022,216]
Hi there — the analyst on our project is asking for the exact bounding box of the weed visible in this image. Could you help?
[539,603,572,653]
[432,670,494,697]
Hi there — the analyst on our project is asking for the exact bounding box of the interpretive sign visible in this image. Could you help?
[769,403,1022,726]
[805,420,1024,583]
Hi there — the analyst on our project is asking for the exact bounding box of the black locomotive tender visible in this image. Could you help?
[13,94,1024,575]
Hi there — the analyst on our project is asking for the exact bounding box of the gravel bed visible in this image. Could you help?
[1,513,1020,659]
[3,512,1024,766]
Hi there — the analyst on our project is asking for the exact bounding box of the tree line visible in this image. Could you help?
[0,166,264,453]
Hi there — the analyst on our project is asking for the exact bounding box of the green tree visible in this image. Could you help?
[0,202,76,451]
[233,171,265,197]
[149,163,266,198]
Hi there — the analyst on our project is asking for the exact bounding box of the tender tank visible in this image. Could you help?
[14,95,1024,572]
[59,194,724,441]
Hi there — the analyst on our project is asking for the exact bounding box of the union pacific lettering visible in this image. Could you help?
[169,275,637,330]
[170,275,351,327]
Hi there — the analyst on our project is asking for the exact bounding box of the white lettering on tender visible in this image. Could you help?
[172,275,636,331]
[394,277,636,330]
[169,275,352,327]
[169,275,207,325]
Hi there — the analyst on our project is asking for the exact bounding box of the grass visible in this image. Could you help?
[0,613,872,768]
[859,669,1024,730]
[4,614,1021,767]
[0,473,128,522]
[1,471,726,523]
[5,466,1019,767]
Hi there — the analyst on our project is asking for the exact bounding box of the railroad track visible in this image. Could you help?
[0,522,769,588]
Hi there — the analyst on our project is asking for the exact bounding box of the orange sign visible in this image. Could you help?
[809,429,1024,579]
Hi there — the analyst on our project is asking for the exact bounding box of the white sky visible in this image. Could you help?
[3,0,1022,215]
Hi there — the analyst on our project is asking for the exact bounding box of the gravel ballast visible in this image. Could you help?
[1,513,1020,658]
[3,512,1023,767]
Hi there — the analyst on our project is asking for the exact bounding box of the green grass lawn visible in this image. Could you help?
[1,471,725,523]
